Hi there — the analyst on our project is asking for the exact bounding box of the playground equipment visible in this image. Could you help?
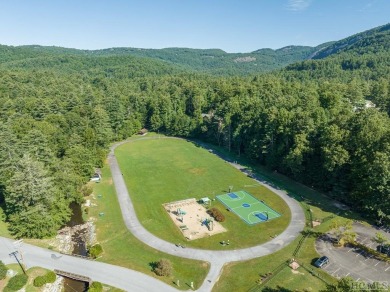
[199,197,211,205]
[177,208,187,215]
[201,218,214,231]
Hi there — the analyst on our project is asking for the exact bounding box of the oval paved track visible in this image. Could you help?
[110,137,306,291]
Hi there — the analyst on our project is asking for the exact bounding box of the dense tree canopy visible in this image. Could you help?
[0,24,389,237]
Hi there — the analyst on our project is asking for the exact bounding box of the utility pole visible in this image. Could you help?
[9,251,26,274]
[13,239,26,273]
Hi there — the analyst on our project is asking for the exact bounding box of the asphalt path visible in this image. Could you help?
[109,137,305,291]
[0,136,305,292]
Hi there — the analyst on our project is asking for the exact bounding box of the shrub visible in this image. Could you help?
[89,281,103,292]
[207,208,225,222]
[88,244,103,259]
[33,271,57,287]
[46,271,56,283]
[0,260,8,280]
[33,275,46,287]
[153,259,173,277]
[4,274,28,291]
[80,184,94,196]
[350,242,390,263]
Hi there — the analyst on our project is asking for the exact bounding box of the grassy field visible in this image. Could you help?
[199,140,364,224]
[212,220,344,292]
[114,137,291,249]
[0,134,365,291]
[199,141,360,292]
[88,161,209,290]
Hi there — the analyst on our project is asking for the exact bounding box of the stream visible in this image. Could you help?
[63,202,89,292]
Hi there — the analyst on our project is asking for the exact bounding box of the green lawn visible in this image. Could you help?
[0,135,365,291]
[114,138,290,249]
[198,140,365,225]
[212,228,338,292]
[0,264,46,292]
[200,141,359,292]
[89,161,209,290]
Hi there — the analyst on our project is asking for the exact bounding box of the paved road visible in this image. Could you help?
[0,136,305,292]
[0,237,176,292]
[109,137,306,291]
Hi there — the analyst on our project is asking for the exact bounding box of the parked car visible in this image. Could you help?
[314,256,329,268]
[377,244,390,256]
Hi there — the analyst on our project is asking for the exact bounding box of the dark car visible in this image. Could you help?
[314,256,329,268]
[377,244,390,256]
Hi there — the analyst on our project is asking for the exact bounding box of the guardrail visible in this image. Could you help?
[54,269,91,284]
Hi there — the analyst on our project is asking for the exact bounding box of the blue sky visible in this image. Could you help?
[0,0,389,52]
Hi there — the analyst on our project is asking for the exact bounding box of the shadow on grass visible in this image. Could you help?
[311,257,320,266]
[302,229,325,238]
[263,287,293,292]
[148,261,158,272]
[188,139,369,224]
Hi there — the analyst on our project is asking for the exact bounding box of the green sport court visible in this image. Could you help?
[216,190,281,225]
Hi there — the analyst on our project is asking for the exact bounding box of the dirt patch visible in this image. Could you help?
[188,168,206,175]
[163,198,227,240]
[289,261,300,270]
[312,220,321,227]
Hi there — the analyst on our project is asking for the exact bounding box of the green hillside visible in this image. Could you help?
[0,43,322,76]
[312,23,390,59]
[0,23,389,240]
[283,23,390,82]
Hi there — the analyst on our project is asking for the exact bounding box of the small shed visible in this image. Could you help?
[200,197,211,205]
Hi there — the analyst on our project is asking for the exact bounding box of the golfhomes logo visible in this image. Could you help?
[351,281,389,290]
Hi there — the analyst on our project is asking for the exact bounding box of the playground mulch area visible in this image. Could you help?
[163,198,227,240]
[217,190,281,225]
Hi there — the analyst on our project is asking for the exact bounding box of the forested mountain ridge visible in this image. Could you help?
[83,45,323,75]
[1,43,325,76]
[1,24,387,76]
[312,23,390,59]
[0,23,389,238]
[0,54,187,78]
[283,23,390,83]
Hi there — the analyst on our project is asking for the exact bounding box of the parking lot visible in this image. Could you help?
[316,234,390,283]
[353,222,390,251]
